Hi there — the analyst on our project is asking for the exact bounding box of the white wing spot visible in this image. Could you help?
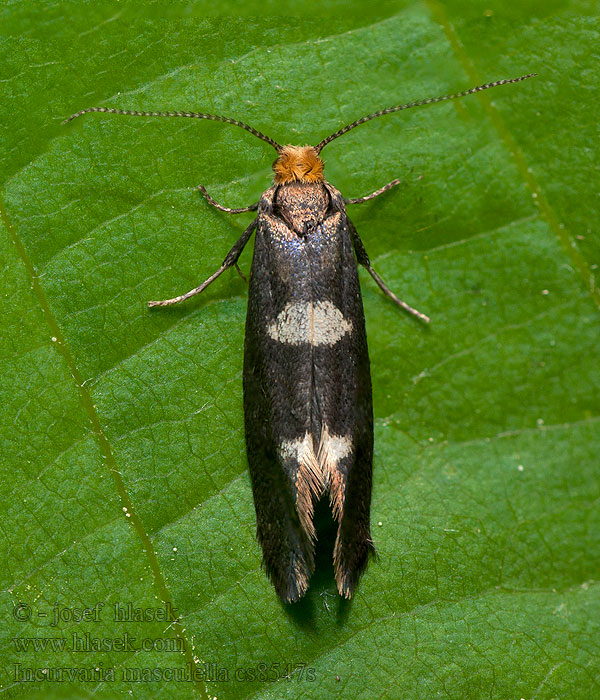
[279,433,318,469]
[279,432,324,540]
[318,428,352,467]
[267,300,352,346]
[279,428,353,530]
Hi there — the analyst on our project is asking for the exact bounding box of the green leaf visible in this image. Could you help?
[1,4,598,699]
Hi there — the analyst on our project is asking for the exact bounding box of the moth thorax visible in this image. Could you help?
[273,145,324,184]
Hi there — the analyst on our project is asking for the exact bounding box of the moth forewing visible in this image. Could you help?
[243,182,374,601]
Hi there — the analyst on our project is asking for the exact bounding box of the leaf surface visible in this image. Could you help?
[1,4,598,699]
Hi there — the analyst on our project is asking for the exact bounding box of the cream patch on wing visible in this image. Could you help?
[279,432,325,540]
[318,426,352,521]
[279,427,353,537]
[267,300,352,345]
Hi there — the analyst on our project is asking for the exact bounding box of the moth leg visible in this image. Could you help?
[347,218,430,324]
[234,263,248,283]
[147,218,257,307]
[198,184,259,213]
[344,178,401,205]
[366,267,430,323]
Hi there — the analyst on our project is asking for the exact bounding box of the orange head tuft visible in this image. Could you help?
[273,145,324,184]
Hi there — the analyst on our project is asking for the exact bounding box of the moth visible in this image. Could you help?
[65,72,535,602]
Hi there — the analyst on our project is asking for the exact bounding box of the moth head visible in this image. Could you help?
[272,145,324,184]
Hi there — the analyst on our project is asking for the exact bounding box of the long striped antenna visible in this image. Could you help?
[62,107,282,152]
[314,73,536,153]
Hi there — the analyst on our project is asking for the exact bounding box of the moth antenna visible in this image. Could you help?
[314,73,537,153]
[63,106,282,152]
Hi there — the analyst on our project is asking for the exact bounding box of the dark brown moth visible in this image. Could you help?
[65,72,535,603]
